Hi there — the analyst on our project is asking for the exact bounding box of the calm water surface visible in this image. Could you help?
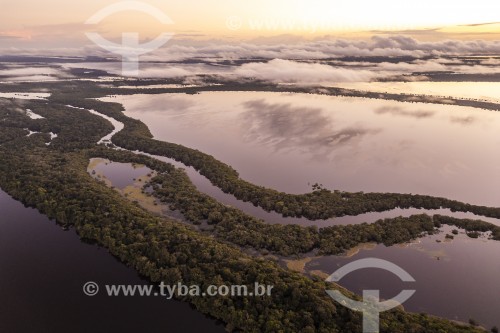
[132,152,500,227]
[91,160,152,189]
[94,91,500,329]
[309,227,500,330]
[0,189,224,333]
[85,142,500,328]
[105,92,500,207]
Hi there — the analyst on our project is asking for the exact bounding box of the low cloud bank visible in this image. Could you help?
[235,59,377,83]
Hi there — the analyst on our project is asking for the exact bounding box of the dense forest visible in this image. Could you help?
[0,79,496,332]
[90,147,500,257]
[52,93,500,223]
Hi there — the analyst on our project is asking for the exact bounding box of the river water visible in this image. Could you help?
[105,91,500,207]
[99,90,500,329]
[0,189,224,333]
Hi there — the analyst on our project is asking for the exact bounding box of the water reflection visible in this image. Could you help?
[307,226,500,329]
[241,99,380,159]
[373,106,435,119]
[89,159,152,190]
[450,115,476,125]
[134,151,500,228]
[106,91,500,206]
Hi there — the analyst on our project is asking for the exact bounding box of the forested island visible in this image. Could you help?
[0,76,498,332]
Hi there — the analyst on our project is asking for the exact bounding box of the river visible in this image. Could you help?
[0,189,224,333]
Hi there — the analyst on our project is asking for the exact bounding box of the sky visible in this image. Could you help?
[1,0,500,53]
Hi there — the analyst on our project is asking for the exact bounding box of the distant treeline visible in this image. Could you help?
[0,91,485,332]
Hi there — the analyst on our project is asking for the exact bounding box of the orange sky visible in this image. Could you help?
[1,0,500,48]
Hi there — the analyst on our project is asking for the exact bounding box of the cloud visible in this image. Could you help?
[0,66,71,81]
[5,34,500,81]
[97,35,500,65]
[240,99,380,159]
[459,22,500,27]
[0,30,32,40]
[130,66,192,78]
[372,59,448,72]
[5,34,500,71]
[374,106,436,119]
[234,59,377,83]
[370,28,442,36]
[0,67,61,77]
[0,35,23,40]
[450,116,476,125]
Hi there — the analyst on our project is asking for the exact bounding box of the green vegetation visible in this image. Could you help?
[90,148,500,257]
[433,215,500,239]
[50,93,500,224]
[469,319,479,327]
[0,79,496,332]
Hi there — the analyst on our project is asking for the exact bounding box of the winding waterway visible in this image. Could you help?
[79,91,500,329]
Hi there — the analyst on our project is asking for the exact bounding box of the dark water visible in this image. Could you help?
[0,189,224,333]
[88,153,500,328]
[309,227,500,330]
[91,159,152,190]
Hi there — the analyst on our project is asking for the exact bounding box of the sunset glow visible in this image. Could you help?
[1,0,500,49]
